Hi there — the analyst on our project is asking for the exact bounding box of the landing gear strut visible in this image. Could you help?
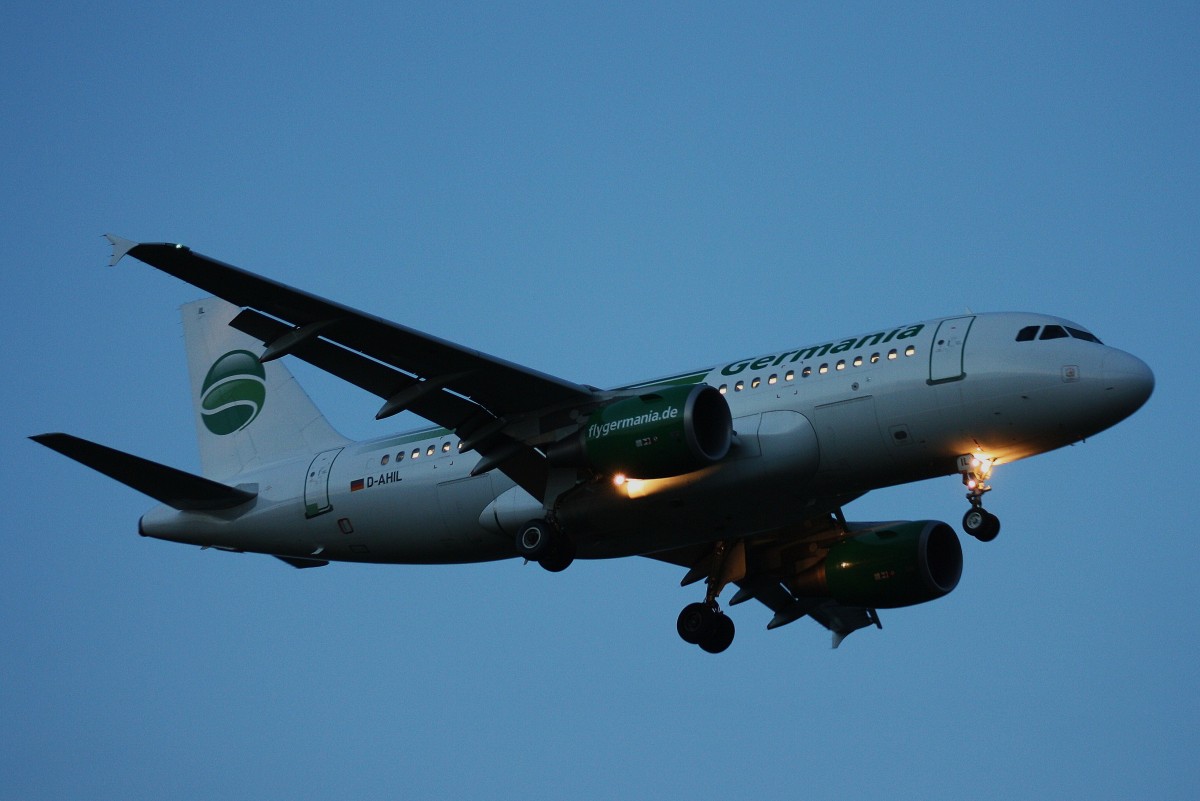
[676,539,742,653]
[958,455,1001,542]
[515,519,575,572]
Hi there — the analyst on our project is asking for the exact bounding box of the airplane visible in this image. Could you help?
[31,235,1155,653]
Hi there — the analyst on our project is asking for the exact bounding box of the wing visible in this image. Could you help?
[108,235,603,500]
[647,506,883,649]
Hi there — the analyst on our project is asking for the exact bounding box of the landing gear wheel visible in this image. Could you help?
[962,508,1001,542]
[677,602,716,645]
[677,603,736,652]
[537,536,576,573]
[516,519,575,571]
[515,520,553,560]
[698,613,735,654]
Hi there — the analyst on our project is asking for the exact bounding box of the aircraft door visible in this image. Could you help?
[304,447,343,518]
[929,316,975,384]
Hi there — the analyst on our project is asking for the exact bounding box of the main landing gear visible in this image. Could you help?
[515,519,575,572]
[677,601,736,654]
[958,455,1001,542]
[676,539,742,654]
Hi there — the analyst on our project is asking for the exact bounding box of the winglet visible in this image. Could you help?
[104,233,138,266]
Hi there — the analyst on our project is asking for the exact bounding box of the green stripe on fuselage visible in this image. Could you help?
[615,370,712,392]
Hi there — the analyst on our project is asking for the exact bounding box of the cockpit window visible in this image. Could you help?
[1039,325,1069,340]
[1018,323,1104,344]
[1066,326,1103,344]
[1016,326,1039,342]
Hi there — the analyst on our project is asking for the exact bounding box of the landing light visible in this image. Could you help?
[615,474,647,498]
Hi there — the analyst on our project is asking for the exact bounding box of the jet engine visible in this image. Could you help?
[791,521,963,608]
[548,384,732,479]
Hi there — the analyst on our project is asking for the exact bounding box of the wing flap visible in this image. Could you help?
[733,573,879,648]
[807,603,881,649]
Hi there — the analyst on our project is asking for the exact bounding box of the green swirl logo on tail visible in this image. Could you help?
[200,350,267,435]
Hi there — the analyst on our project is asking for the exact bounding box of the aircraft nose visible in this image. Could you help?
[1102,349,1154,419]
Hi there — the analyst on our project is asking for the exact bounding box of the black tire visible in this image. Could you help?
[516,520,553,560]
[677,602,715,645]
[976,511,1001,542]
[698,613,735,654]
[537,536,576,573]
[963,508,1000,541]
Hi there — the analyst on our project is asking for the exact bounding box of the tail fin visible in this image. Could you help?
[183,298,349,479]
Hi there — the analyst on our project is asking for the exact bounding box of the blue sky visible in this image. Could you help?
[2,3,1196,799]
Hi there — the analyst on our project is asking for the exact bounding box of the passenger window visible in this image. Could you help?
[852,356,863,367]
[887,350,897,360]
[381,454,390,466]
[735,381,745,392]
[1016,326,1039,342]
[411,448,420,459]
[835,360,845,371]
[819,364,829,374]
[1040,325,1068,340]
[785,370,794,381]
[801,366,812,378]
[870,353,880,363]
[427,445,435,456]
[905,345,916,356]
[751,377,761,389]
[442,442,451,453]
[768,374,777,385]
[718,384,728,394]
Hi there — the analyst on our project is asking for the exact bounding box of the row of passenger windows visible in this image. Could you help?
[375,342,928,462]
[717,345,918,394]
[1015,325,1102,344]
[380,440,461,466]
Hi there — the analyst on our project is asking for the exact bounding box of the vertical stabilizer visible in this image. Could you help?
[182,298,349,479]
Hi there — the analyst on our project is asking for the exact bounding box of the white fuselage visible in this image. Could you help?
[139,312,1153,564]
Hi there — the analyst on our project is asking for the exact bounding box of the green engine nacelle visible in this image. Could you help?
[558,384,732,479]
[792,521,963,608]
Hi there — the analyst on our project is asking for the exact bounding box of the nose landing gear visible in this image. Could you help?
[962,506,1000,542]
[958,455,1001,542]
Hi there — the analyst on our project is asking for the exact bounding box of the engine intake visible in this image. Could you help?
[791,520,963,608]
[549,384,732,479]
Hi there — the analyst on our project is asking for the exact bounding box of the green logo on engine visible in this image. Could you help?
[200,350,266,435]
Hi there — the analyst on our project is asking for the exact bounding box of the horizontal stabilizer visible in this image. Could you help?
[31,433,257,511]
[104,233,137,266]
